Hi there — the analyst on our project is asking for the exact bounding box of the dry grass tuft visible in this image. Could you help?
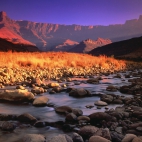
[0,51,126,70]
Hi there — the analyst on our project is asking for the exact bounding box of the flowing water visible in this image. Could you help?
[0,73,134,141]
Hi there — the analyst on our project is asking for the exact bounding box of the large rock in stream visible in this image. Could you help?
[33,96,49,106]
[0,89,35,102]
[69,88,91,98]
[89,112,112,126]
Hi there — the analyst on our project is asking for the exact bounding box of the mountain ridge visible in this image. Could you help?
[69,38,112,53]
[0,11,142,51]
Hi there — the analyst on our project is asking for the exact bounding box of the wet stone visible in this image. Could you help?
[136,127,142,132]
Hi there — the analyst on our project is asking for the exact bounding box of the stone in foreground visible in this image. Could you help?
[0,89,35,102]
[33,96,49,106]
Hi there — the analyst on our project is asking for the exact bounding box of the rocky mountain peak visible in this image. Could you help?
[0,11,9,22]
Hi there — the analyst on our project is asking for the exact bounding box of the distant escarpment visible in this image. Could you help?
[69,38,111,53]
[52,39,79,51]
[0,11,142,51]
[0,38,40,52]
[89,36,142,61]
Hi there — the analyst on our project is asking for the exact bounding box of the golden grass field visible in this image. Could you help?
[0,51,126,70]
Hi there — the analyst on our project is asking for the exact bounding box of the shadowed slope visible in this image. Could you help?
[0,38,40,52]
[89,36,142,60]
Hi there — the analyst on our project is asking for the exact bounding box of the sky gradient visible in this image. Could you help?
[1,0,142,25]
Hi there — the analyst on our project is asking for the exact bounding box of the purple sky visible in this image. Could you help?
[1,0,142,25]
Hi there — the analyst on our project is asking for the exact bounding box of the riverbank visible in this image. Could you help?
[0,52,142,141]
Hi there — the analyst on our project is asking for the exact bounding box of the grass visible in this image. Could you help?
[0,51,126,70]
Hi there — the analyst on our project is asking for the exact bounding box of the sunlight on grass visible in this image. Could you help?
[0,51,126,70]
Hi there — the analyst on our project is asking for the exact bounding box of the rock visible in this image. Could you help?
[0,114,17,121]
[55,106,72,114]
[77,116,90,122]
[31,87,45,94]
[78,125,98,139]
[89,136,111,142]
[48,83,60,88]
[16,85,25,90]
[106,85,117,91]
[69,88,91,98]
[72,108,83,116]
[94,128,111,140]
[132,137,142,142]
[94,100,108,106]
[48,134,73,142]
[113,99,123,104]
[114,74,121,78]
[66,113,77,122]
[122,134,137,142]
[87,78,99,84]
[71,133,84,142]
[18,113,37,124]
[31,78,43,86]
[52,86,62,93]
[89,112,112,126]
[34,121,46,127]
[0,89,35,102]
[115,127,123,134]
[0,121,15,131]
[129,122,142,129]
[22,134,46,142]
[101,94,113,103]
[110,131,124,142]
[33,96,49,106]
[120,86,130,93]
[136,127,142,132]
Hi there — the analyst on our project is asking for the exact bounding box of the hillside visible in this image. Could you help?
[69,38,111,53]
[0,38,40,52]
[0,11,142,51]
[52,39,79,51]
[89,36,142,60]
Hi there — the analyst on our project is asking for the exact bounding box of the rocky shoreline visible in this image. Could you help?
[0,66,142,142]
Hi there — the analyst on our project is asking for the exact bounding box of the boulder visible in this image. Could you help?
[89,136,111,142]
[94,128,111,140]
[78,125,98,139]
[33,96,49,106]
[71,133,84,142]
[122,134,137,142]
[55,106,72,114]
[0,121,16,131]
[106,85,117,92]
[101,94,113,103]
[72,108,83,116]
[132,137,142,142]
[77,116,90,122]
[69,88,91,98]
[110,131,124,142]
[48,83,60,88]
[34,121,46,127]
[66,113,77,122]
[89,112,112,125]
[16,85,25,90]
[0,89,35,102]
[31,87,45,94]
[94,100,108,106]
[31,78,43,86]
[87,78,99,84]
[18,113,37,124]
[48,134,73,142]
[22,134,46,142]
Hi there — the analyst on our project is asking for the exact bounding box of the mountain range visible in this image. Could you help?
[0,11,142,52]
